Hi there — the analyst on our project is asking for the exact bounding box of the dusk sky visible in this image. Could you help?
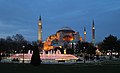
[0,0,120,43]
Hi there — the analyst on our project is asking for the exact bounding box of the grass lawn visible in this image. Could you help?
[0,63,120,73]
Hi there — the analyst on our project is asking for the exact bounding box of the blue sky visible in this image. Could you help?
[0,0,120,42]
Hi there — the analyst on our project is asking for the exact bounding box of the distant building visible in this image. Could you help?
[38,16,96,53]
[43,27,82,51]
[38,16,42,43]
[92,20,95,46]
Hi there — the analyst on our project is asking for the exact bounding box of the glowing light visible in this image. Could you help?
[63,35,73,41]
[92,27,95,29]
[10,53,78,61]
[64,49,66,54]
[59,46,62,48]
[79,37,82,41]
[84,32,86,34]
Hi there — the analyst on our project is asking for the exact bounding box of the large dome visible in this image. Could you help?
[57,27,75,33]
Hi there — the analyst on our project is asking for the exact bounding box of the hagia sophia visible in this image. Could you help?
[38,16,95,52]
[43,27,82,51]
[0,16,97,64]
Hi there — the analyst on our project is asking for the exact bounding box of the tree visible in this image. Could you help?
[12,34,28,52]
[116,39,120,56]
[0,53,2,62]
[86,43,96,55]
[12,34,25,42]
[30,43,41,66]
[98,34,120,59]
[77,41,96,55]
[0,38,6,52]
[99,34,119,52]
[0,34,29,54]
[6,36,13,51]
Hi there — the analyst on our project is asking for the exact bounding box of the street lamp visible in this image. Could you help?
[70,42,76,54]
[22,45,25,63]
[83,47,85,63]
[73,43,76,54]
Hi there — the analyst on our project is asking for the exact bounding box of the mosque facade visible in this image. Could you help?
[38,16,95,53]
[43,27,82,51]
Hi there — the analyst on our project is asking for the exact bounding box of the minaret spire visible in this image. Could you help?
[92,19,95,46]
[38,15,42,43]
[39,15,41,21]
[84,26,86,42]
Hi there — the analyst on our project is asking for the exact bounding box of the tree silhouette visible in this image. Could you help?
[0,34,29,56]
[12,34,28,52]
[30,43,41,66]
[99,35,119,52]
[76,41,96,55]
[98,34,120,59]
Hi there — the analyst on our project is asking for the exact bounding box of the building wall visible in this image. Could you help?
[43,28,81,51]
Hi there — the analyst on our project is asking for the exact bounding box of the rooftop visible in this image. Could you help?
[57,27,75,33]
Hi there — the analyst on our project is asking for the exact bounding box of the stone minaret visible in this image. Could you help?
[84,27,86,42]
[92,20,95,46]
[38,16,42,43]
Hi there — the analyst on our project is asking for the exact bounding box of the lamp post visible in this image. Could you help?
[73,43,76,54]
[22,45,25,63]
[83,47,85,63]
[71,42,76,54]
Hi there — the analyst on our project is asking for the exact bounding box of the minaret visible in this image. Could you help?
[92,20,95,46]
[84,26,86,42]
[38,16,42,43]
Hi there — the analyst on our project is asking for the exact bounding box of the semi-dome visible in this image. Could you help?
[57,27,75,33]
